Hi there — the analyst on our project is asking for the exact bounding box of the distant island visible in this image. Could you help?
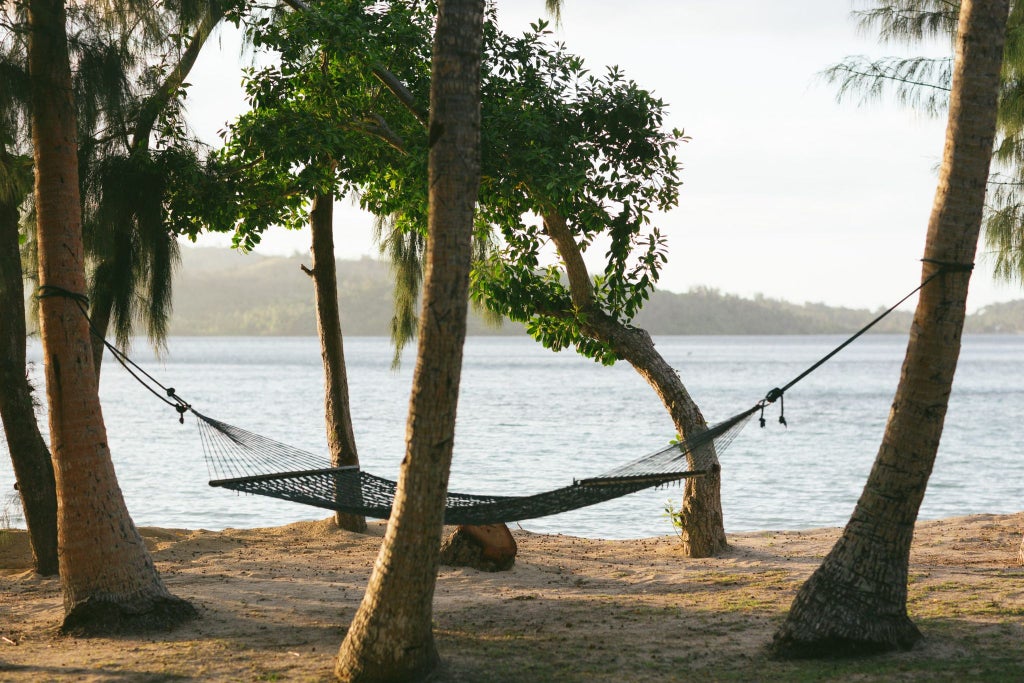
[169,247,1024,336]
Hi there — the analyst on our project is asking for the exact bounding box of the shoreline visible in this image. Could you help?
[2,512,1023,681]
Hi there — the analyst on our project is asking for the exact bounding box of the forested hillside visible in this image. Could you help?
[168,248,1023,336]
[170,248,519,336]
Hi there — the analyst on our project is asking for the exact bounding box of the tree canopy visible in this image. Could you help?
[174,0,685,366]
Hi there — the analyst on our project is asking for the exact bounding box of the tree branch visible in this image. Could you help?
[281,0,312,12]
[372,63,428,126]
[542,210,594,310]
[829,63,951,93]
[349,114,408,153]
[131,1,227,153]
[279,0,428,126]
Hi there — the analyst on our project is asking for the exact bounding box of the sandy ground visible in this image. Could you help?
[1,513,1023,682]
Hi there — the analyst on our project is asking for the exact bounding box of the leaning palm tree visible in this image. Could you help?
[772,0,1009,657]
[28,0,196,632]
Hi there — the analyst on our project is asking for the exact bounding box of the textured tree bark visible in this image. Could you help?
[309,191,367,533]
[28,0,195,633]
[0,189,58,576]
[543,211,727,557]
[771,0,1008,658]
[334,1,484,680]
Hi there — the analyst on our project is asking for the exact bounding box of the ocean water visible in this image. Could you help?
[2,334,1022,539]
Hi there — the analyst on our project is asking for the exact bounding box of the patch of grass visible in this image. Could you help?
[717,594,779,612]
[909,578,1024,620]
[919,580,964,593]
[434,589,1024,683]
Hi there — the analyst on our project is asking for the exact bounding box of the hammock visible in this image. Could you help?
[196,405,758,525]
[190,264,948,524]
[39,260,957,527]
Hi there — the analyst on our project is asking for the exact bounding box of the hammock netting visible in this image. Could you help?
[197,405,760,525]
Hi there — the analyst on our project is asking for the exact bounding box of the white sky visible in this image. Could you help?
[183,0,1022,312]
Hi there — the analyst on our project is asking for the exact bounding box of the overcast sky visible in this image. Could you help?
[183,0,1021,312]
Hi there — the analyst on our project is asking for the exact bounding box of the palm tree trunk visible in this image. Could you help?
[335,1,484,679]
[543,211,727,556]
[771,0,1009,657]
[309,190,366,533]
[28,0,195,632]
[0,189,58,576]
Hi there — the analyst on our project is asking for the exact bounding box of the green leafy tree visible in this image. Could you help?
[773,0,1009,657]
[467,24,726,555]
[0,28,57,572]
[183,0,726,555]
[1,0,223,575]
[171,0,444,532]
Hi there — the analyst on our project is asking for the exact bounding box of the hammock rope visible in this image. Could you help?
[35,259,971,525]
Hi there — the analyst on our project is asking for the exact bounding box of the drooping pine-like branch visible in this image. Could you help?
[823,56,952,116]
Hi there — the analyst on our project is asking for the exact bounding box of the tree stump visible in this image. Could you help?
[439,523,517,572]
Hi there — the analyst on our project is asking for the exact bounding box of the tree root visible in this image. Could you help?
[61,595,198,636]
[770,562,921,659]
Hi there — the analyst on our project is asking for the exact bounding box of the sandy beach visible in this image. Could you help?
[2,512,1022,682]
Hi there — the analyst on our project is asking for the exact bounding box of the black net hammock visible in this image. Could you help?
[37,258,967,526]
[194,406,756,525]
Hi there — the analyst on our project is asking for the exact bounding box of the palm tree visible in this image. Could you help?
[825,0,1024,281]
[771,0,1009,657]
[334,0,485,678]
[28,0,195,632]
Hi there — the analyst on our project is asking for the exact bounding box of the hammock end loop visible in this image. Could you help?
[759,390,787,428]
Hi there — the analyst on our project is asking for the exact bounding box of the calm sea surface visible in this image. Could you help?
[2,335,1022,539]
